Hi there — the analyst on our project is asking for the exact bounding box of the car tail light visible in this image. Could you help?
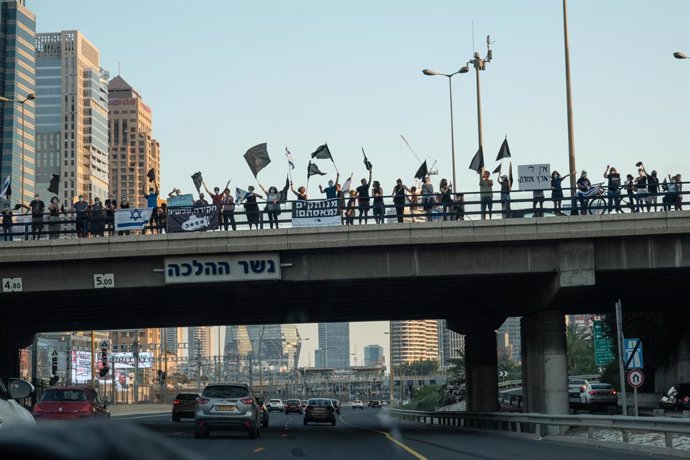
[611,390,617,395]
[32,404,43,414]
[580,386,586,390]
[240,398,253,405]
[173,399,180,405]
[683,396,689,403]
[197,397,210,404]
[78,403,94,413]
[589,390,597,395]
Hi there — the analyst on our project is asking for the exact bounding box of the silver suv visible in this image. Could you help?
[194,383,262,439]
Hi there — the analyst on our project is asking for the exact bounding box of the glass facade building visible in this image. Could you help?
[363,344,384,367]
[315,322,350,369]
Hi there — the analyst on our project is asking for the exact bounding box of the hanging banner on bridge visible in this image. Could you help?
[291,198,340,227]
[517,164,551,191]
[164,253,281,284]
[167,205,219,233]
[167,194,194,207]
[114,208,154,232]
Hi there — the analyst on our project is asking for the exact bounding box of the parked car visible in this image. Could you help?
[284,399,303,415]
[258,397,269,428]
[194,383,262,439]
[331,399,341,415]
[369,400,381,408]
[568,378,589,407]
[579,382,617,409]
[351,400,364,409]
[172,392,199,422]
[303,398,336,426]
[0,378,35,429]
[266,399,284,412]
[659,384,690,411]
[32,386,110,421]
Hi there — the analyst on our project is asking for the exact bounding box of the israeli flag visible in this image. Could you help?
[1,175,10,197]
[235,187,250,203]
[114,208,154,232]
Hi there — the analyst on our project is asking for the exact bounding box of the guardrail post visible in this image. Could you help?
[587,426,594,439]
[665,432,673,449]
[621,430,629,443]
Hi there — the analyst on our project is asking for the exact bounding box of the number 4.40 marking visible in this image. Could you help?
[93,273,115,289]
[2,277,23,293]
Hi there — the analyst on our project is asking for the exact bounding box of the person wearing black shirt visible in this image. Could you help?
[604,165,622,213]
[551,170,575,216]
[356,170,372,224]
[371,181,385,224]
[29,193,45,240]
[104,194,117,236]
[647,170,660,211]
[391,179,408,223]
[635,167,649,212]
[576,171,591,215]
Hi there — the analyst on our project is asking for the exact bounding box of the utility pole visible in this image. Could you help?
[562,0,578,213]
[615,300,628,416]
[133,336,140,404]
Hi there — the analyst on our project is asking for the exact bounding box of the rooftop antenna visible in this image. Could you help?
[118,62,121,75]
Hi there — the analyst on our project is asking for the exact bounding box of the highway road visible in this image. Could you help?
[112,408,676,460]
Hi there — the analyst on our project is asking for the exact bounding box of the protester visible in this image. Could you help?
[453,193,465,221]
[28,193,45,240]
[243,186,263,229]
[72,195,89,238]
[532,189,545,217]
[439,178,453,221]
[118,195,130,236]
[625,174,636,212]
[391,179,408,223]
[648,169,660,211]
[48,197,61,239]
[318,173,340,199]
[290,182,308,201]
[220,188,236,231]
[635,166,650,212]
[158,203,168,233]
[356,169,372,224]
[603,166,622,213]
[204,180,231,228]
[479,170,494,220]
[143,184,159,234]
[551,170,574,216]
[168,187,182,198]
[105,194,117,236]
[406,186,419,222]
[371,181,385,224]
[344,190,357,226]
[421,176,435,222]
[576,171,592,215]
[497,175,511,219]
[194,193,209,206]
[259,184,282,229]
[91,197,106,237]
[336,183,346,225]
[1,205,13,241]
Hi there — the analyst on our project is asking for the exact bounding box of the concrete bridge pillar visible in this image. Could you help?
[0,327,23,382]
[465,331,499,412]
[521,311,568,425]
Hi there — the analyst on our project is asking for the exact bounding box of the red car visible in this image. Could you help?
[32,386,110,421]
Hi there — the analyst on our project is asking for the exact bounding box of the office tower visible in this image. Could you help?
[363,345,384,367]
[390,320,439,366]
[0,1,35,207]
[161,327,184,355]
[315,322,350,369]
[188,326,212,360]
[108,75,160,208]
[225,324,302,372]
[437,319,465,368]
[35,31,109,203]
[497,317,521,363]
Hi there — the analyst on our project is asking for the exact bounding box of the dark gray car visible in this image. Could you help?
[194,384,261,439]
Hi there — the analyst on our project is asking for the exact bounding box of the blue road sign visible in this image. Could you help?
[624,338,643,369]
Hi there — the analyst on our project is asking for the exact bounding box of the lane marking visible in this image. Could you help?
[253,447,265,453]
[338,414,428,460]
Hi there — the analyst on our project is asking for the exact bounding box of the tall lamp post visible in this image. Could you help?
[385,327,394,407]
[674,52,689,60]
[422,67,469,188]
[0,93,35,206]
[562,0,578,213]
[466,35,493,169]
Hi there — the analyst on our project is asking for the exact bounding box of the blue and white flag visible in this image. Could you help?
[235,187,250,203]
[1,175,10,197]
[285,147,295,170]
[114,208,154,232]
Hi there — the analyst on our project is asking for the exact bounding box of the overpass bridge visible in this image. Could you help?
[1,211,689,414]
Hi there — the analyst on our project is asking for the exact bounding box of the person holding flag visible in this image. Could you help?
[497,174,512,219]
[258,183,283,229]
[355,169,372,224]
[439,178,453,221]
[243,186,263,229]
[421,175,435,222]
[479,170,494,220]
[220,188,236,231]
[318,172,340,199]
[290,182,308,201]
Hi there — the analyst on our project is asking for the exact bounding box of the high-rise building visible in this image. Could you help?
[35,31,109,203]
[437,319,465,369]
[363,345,384,367]
[107,75,160,208]
[224,324,301,372]
[0,1,35,207]
[315,322,350,369]
[497,317,521,363]
[390,320,439,366]
[188,326,212,360]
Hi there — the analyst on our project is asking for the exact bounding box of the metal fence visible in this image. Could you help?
[385,408,690,450]
[1,185,688,241]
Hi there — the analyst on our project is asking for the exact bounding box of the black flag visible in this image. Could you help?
[307,161,327,178]
[509,161,514,186]
[48,174,60,194]
[491,163,502,175]
[469,147,484,173]
[244,143,271,177]
[414,160,428,180]
[191,171,204,192]
[278,176,290,203]
[1,175,11,198]
[147,168,156,183]
[496,137,511,161]
[310,143,332,160]
[362,148,372,171]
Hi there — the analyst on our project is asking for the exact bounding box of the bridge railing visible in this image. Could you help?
[385,408,690,451]
[1,184,688,241]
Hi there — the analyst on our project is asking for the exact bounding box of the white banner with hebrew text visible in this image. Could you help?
[164,253,281,284]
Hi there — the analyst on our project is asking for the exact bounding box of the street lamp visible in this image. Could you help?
[0,93,35,206]
[466,36,493,172]
[422,66,469,188]
[384,327,395,407]
[674,51,689,60]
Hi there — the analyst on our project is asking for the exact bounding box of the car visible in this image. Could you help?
[369,400,381,408]
[172,392,199,422]
[0,378,35,429]
[351,400,363,409]
[303,398,336,426]
[258,397,269,428]
[284,399,303,414]
[659,384,690,411]
[568,378,589,407]
[194,383,262,439]
[266,398,284,412]
[579,382,618,410]
[32,386,110,421]
[331,399,341,415]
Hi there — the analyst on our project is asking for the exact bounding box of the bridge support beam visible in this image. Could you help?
[0,326,24,382]
[465,331,499,412]
[521,311,568,428]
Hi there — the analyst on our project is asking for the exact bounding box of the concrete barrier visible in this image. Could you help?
[109,403,169,416]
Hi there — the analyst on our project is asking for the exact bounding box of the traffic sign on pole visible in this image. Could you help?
[624,338,644,369]
[593,320,615,366]
[626,369,645,389]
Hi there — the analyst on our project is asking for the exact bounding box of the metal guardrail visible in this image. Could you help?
[385,408,690,450]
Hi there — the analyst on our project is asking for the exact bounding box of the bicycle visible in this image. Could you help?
[584,184,632,214]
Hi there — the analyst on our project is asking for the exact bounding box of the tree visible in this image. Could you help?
[395,359,438,377]
[566,323,598,375]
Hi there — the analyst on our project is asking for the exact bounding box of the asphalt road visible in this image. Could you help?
[112,408,676,460]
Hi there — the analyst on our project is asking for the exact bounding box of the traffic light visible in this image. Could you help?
[99,366,110,378]
[49,375,59,386]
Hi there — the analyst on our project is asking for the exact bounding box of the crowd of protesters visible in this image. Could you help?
[0,161,686,241]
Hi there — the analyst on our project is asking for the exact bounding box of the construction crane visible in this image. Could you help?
[399,135,438,175]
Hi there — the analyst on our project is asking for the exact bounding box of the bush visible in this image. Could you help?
[406,385,442,411]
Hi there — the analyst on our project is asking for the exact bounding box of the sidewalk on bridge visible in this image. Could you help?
[109,403,170,417]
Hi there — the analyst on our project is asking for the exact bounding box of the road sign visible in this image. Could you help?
[2,277,23,292]
[593,320,615,366]
[627,369,644,388]
[498,371,508,378]
[624,338,644,369]
[100,340,109,350]
[94,273,115,288]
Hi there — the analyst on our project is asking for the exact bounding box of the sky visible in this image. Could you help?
[31,1,690,368]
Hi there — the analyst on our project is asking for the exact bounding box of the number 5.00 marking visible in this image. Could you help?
[93,274,115,289]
